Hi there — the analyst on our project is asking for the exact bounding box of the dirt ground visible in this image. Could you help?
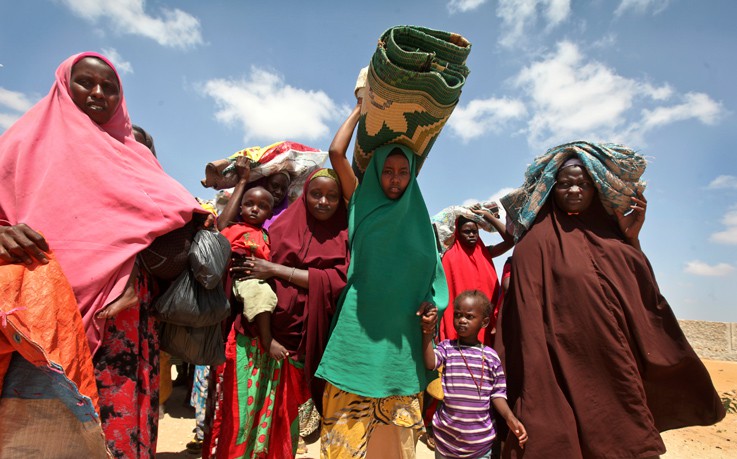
[156,359,736,458]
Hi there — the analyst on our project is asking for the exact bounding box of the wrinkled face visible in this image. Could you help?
[457,221,479,248]
[305,177,341,221]
[69,57,121,125]
[554,165,596,214]
[453,297,489,345]
[380,153,411,200]
[240,187,274,226]
[265,173,290,205]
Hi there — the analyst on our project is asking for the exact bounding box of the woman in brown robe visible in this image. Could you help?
[497,142,725,458]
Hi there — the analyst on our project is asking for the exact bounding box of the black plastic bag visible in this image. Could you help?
[190,230,231,289]
[154,269,230,327]
[160,322,225,366]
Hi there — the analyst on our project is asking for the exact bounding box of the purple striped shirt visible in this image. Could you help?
[432,340,507,458]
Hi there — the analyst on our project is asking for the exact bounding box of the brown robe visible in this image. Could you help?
[497,198,725,459]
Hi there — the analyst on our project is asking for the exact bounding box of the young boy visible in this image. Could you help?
[218,157,286,359]
[421,290,528,459]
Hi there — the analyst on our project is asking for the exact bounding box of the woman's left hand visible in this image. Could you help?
[241,257,276,280]
[616,193,647,243]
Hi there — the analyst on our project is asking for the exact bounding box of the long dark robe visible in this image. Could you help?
[497,198,725,459]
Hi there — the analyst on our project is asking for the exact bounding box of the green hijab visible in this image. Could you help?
[315,145,448,398]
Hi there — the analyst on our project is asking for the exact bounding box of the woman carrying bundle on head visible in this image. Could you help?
[496,141,725,458]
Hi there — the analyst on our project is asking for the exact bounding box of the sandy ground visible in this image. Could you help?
[156,359,736,458]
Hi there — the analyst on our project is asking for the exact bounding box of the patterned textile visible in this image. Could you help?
[0,256,107,457]
[206,331,309,458]
[431,201,499,254]
[298,398,320,438]
[191,365,211,441]
[500,141,647,241]
[200,141,328,203]
[321,382,423,459]
[352,26,471,179]
[94,270,159,459]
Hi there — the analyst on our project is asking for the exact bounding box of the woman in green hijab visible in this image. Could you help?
[316,101,448,458]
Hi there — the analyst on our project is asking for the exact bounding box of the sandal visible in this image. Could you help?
[186,437,203,455]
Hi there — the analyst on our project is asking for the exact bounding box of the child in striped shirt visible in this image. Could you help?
[421,290,528,458]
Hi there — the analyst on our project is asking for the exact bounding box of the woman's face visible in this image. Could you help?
[554,165,596,214]
[70,57,120,125]
[457,221,479,248]
[265,173,290,204]
[380,153,411,200]
[306,177,341,221]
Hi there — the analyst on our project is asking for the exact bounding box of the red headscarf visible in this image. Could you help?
[439,219,501,344]
[268,169,349,381]
[0,52,202,354]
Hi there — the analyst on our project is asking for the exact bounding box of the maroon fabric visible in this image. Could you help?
[497,198,725,459]
[267,170,349,383]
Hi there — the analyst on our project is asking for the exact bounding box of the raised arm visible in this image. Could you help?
[471,205,514,258]
[217,156,251,232]
[329,101,361,202]
[616,193,647,251]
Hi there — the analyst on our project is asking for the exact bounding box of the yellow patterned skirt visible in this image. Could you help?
[321,382,424,459]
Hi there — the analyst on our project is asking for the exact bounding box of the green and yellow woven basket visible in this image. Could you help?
[352,26,471,179]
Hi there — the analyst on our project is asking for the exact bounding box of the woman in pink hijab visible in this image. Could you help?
[0,52,203,457]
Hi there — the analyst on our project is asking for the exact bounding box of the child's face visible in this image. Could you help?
[453,297,490,345]
[265,173,290,204]
[240,188,273,226]
[380,153,411,200]
[458,221,479,248]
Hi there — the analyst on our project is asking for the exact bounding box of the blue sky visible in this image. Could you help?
[1,0,735,321]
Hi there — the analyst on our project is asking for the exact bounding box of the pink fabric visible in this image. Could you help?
[0,52,202,355]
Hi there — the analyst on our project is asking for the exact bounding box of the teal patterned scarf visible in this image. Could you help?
[501,141,647,241]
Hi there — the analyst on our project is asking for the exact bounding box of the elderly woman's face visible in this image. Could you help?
[306,177,341,221]
[554,165,596,214]
[70,57,120,125]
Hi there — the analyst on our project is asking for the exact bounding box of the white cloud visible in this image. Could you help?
[708,176,737,190]
[57,0,202,48]
[513,41,724,148]
[496,0,571,48]
[202,67,343,144]
[448,97,527,142]
[101,48,133,74]
[0,113,21,131]
[0,87,34,112]
[684,260,735,277]
[640,92,722,130]
[448,0,488,13]
[615,0,671,17]
[711,209,737,245]
[0,87,36,132]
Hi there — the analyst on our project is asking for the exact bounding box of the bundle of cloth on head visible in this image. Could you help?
[351,25,471,180]
[200,140,328,202]
[500,141,647,241]
[431,201,500,254]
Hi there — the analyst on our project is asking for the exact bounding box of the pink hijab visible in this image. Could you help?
[0,52,202,355]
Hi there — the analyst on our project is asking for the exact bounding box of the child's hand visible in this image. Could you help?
[416,302,438,335]
[507,416,528,449]
[269,339,290,361]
